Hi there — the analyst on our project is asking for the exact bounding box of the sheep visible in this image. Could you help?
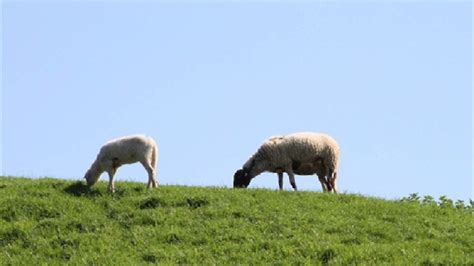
[84,135,158,192]
[233,132,339,193]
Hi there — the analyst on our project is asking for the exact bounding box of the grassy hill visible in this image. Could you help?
[0,177,472,265]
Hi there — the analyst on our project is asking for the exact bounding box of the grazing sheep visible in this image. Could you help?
[84,135,158,192]
[233,132,339,193]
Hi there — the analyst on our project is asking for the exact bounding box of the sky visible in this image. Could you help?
[2,1,472,201]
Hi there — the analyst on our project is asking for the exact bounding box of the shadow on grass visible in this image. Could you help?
[63,181,103,197]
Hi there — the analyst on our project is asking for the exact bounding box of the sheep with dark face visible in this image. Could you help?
[84,135,158,192]
[233,132,340,192]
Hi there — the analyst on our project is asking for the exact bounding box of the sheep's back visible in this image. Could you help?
[98,135,156,163]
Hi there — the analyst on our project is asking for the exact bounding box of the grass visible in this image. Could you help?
[0,176,472,265]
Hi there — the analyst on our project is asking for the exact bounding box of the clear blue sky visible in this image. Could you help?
[2,2,472,201]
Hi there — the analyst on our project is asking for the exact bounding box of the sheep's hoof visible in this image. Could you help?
[147,183,158,189]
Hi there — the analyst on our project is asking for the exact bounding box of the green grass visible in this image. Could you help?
[0,176,472,265]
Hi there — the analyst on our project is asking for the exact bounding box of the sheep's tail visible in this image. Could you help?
[151,144,158,169]
[325,146,339,193]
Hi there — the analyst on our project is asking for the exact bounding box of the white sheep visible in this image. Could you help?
[233,132,340,193]
[84,135,158,192]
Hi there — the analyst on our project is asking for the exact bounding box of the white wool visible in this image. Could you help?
[239,132,340,192]
[84,135,158,192]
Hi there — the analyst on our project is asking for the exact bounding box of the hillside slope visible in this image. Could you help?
[0,177,472,264]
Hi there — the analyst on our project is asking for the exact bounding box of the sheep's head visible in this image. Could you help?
[84,169,100,186]
[233,169,252,188]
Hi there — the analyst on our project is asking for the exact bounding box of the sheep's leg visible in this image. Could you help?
[317,174,328,192]
[286,168,298,191]
[277,172,284,190]
[325,169,337,194]
[329,171,338,194]
[141,161,157,189]
[106,168,117,193]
